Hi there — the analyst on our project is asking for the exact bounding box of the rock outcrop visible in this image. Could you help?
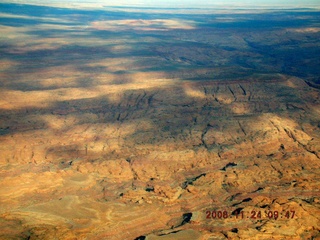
[0,74,319,239]
[0,3,319,239]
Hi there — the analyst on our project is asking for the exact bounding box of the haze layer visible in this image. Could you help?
[0,3,320,239]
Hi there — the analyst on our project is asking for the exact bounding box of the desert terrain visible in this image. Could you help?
[0,2,320,239]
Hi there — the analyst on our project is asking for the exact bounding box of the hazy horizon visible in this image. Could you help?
[1,0,320,8]
[1,0,320,239]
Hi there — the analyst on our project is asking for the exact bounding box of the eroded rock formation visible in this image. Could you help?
[0,3,320,239]
[0,74,319,239]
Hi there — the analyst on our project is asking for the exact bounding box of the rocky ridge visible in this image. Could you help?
[0,74,319,239]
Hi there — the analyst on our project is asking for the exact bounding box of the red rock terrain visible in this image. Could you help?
[0,3,320,239]
[0,74,319,239]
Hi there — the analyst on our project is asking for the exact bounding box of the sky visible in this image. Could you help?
[2,0,320,8]
[123,0,320,7]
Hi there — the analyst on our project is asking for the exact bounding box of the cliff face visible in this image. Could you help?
[0,73,319,239]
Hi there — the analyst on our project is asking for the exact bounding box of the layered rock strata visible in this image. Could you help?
[0,74,319,239]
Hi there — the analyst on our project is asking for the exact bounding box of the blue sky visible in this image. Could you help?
[4,0,320,8]
[100,0,320,7]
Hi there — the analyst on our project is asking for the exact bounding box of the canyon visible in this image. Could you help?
[0,3,319,239]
